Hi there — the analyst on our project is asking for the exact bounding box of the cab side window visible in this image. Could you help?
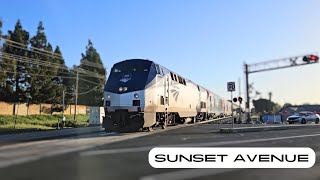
[155,64,160,74]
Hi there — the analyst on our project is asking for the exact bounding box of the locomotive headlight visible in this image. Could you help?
[134,93,139,99]
[106,94,110,99]
[123,87,128,91]
[119,87,123,92]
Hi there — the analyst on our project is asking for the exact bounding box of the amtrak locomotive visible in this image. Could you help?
[103,59,235,132]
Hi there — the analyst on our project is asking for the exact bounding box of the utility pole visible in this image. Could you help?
[74,69,79,120]
[62,89,65,127]
[245,64,250,123]
[62,89,65,118]
[238,78,241,98]
[238,77,241,123]
[14,103,19,129]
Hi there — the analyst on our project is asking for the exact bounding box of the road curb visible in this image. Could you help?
[0,127,104,144]
[220,124,320,133]
[29,129,104,141]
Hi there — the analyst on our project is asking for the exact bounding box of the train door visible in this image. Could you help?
[163,73,170,127]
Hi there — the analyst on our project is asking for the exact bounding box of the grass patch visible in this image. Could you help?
[0,114,90,131]
[0,123,55,130]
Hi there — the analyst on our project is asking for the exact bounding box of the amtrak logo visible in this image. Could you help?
[170,86,180,101]
[120,74,132,83]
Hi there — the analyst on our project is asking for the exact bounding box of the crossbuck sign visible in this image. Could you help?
[227,82,235,92]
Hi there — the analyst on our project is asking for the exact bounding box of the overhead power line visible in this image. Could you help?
[0,69,101,86]
[0,56,104,79]
[0,37,62,58]
[0,51,106,79]
[1,38,106,70]
[77,84,102,95]
[80,59,106,69]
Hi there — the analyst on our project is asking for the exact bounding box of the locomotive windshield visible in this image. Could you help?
[104,59,156,93]
[113,66,150,73]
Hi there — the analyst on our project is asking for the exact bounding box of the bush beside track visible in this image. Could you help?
[0,114,90,131]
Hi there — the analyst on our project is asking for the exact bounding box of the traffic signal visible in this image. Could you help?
[238,97,243,104]
[233,98,237,102]
[303,55,319,63]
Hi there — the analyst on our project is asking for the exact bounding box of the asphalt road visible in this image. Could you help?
[0,122,320,180]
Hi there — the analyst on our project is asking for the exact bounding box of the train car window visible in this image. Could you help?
[174,74,177,82]
[178,76,183,84]
[170,72,174,80]
[210,96,212,101]
[155,64,160,74]
[197,85,200,91]
[160,96,165,105]
[183,79,186,85]
[161,68,164,75]
[204,103,206,108]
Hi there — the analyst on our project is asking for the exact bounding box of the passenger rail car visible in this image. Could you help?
[103,59,235,132]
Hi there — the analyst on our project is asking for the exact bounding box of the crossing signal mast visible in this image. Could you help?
[233,97,243,103]
[244,53,319,123]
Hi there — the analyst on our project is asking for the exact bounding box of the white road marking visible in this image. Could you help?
[140,169,239,180]
[139,152,320,180]
[81,132,320,156]
[0,117,229,169]
[0,132,151,168]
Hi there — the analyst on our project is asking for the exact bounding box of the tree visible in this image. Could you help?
[29,21,56,110]
[1,20,30,109]
[252,98,277,114]
[78,40,106,106]
[51,46,75,112]
[283,103,292,108]
[273,103,281,113]
[41,43,58,105]
[0,19,6,100]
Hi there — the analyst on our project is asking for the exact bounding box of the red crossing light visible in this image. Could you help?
[310,55,318,61]
[303,55,319,63]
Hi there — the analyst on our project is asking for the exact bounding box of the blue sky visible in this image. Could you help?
[1,0,320,105]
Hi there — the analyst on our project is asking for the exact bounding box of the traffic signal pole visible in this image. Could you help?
[244,53,318,123]
[231,91,234,128]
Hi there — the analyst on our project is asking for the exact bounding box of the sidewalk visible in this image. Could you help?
[220,124,320,133]
[0,126,103,144]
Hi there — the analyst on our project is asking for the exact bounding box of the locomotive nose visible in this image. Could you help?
[103,110,144,133]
